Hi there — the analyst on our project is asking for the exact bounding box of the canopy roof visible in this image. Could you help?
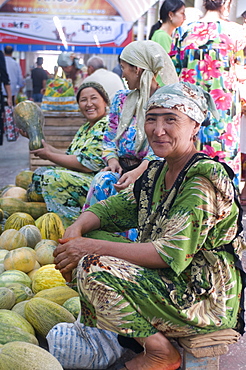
[109,0,158,22]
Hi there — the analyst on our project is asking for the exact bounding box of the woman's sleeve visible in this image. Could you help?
[102,90,127,162]
[151,169,238,276]
[85,185,138,232]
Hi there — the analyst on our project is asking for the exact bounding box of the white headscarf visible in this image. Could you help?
[117,40,178,152]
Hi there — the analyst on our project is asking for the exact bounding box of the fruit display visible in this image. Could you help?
[35,213,65,242]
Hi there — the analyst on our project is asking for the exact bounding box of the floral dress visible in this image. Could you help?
[32,117,108,228]
[82,90,157,241]
[77,156,244,338]
[170,21,245,188]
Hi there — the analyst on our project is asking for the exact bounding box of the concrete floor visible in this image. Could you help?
[1,135,246,369]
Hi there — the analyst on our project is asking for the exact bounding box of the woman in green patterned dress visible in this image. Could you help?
[30,82,109,228]
[54,82,245,370]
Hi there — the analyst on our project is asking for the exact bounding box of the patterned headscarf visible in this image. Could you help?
[117,40,179,152]
[76,81,110,106]
[146,81,219,123]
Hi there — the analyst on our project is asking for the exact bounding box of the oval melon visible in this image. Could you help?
[15,170,33,190]
[25,297,75,337]
[34,285,79,306]
[3,282,34,304]
[0,323,38,346]
[11,300,29,319]
[0,341,63,369]
[0,270,32,289]
[0,287,16,309]
[63,296,81,319]
[4,212,35,231]
[2,187,28,201]
[0,309,35,336]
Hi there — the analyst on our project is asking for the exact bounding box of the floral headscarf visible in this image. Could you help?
[146,81,219,123]
[117,40,179,152]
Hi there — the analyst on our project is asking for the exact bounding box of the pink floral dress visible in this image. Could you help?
[170,20,246,187]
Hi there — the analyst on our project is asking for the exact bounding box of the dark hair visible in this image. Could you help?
[149,0,185,39]
[76,82,110,106]
[4,45,13,55]
[36,57,43,66]
[203,0,227,11]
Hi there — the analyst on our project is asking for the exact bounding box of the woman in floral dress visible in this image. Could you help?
[30,82,109,228]
[54,82,245,370]
[170,0,246,188]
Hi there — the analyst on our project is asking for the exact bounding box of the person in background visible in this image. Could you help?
[57,52,84,93]
[31,57,48,103]
[24,73,33,100]
[112,55,123,78]
[149,0,186,53]
[54,82,245,370]
[82,56,124,102]
[28,82,110,228]
[2,45,24,106]
[170,0,246,189]
[0,50,12,145]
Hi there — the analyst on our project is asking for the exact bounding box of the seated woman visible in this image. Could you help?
[82,40,178,241]
[29,82,109,228]
[54,82,245,370]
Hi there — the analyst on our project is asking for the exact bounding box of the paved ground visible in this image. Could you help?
[1,135,246,369]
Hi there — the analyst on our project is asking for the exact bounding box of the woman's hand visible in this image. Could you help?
[30,139,55,159]
[114,169,138,191]
[53,236,97,280]
[101,158,122,174]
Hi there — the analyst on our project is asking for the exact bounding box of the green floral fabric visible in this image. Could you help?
[77,157,243,338]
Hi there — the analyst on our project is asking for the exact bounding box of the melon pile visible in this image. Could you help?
[0,173,81,368]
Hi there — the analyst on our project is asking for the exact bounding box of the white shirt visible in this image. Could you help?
[2,55,24,97]
[82,68,124,102]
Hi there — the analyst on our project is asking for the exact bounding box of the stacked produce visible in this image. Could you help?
[0,175,81,368]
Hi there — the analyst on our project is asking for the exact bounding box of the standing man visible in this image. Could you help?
[31,57,48,102]
[82,56,124,102]
[3,45,24,106]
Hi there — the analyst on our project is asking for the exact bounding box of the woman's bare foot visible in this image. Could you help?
[124,332,181,370]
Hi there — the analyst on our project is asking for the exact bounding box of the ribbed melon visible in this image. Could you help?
[34,285,79,305]
[4,247,37,273]
[35,213,65,242]
[4,212,35,231]
[0,309,35,336]
[0,229,27,250]
[0,324,38,346]
[31,264,66,293]
[19,224,42,248]
[34,239,58,251]
[35,243,56,265]
[0,287,16,309]
[0,341,63,369]
[0,270,32,289]
[25,297,75,337]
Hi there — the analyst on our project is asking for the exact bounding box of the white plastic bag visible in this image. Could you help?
[46,317,124,369]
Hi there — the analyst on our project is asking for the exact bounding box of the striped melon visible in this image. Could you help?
[0,341,62,369]
[63,296,81,319]
[19,224,42,248]
[0,270,32,289]
[35,212,65,242]
[0,287,16,309]
[0,229,27,250]
[0,323,38,346]
[25,297,75,337]
[0,309,35,336]
[4,212,35,231]
[3,283,34,304]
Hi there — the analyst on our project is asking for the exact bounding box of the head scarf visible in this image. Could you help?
[146,81,219,123]
[117,40,178,152]
[57,52,83,70]
[76,82,110,106]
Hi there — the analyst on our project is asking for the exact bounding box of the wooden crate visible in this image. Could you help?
[29,111,86,171]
